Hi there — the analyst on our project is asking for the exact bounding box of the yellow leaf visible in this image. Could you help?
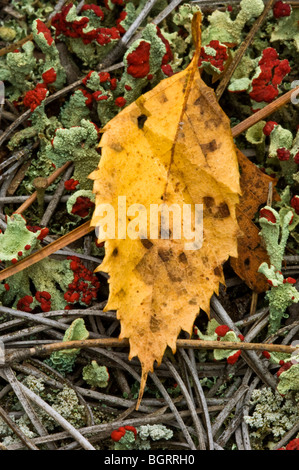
[90,12,241,408]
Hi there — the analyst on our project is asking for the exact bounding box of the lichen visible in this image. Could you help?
[0,215,100,313]
[194,319,243,364]
[45,318,89,375]
[244,386,299,449]
[82,361,109,388]
[44,119,99,189]
[202,0,264,46]
[258,206,299,334]
[66,190,95,219]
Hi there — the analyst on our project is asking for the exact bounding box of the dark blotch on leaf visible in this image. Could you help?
[137,114,148,129]
[141,239,153,250]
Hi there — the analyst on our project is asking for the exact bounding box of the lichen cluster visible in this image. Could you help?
[244,387,299,450]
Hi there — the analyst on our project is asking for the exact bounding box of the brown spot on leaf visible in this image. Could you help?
[112,248,119,256]
[178,252,187,264]
[203,196,215,208]
[200,139,218,154]
[141,239,153,250]
[214,266,221,277]
[159,93,168,103]
[158,248,172,262]
[138,114,148,129]
[110,143,123,152]
[150,315,160,333]
[214,202,230,219]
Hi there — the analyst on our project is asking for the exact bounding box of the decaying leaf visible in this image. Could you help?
[90,13,241,407]
[230,149,279,293]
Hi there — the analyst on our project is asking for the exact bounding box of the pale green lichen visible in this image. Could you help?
[244,387,299,449]
[258,206,299,334]
[0,375,87,447]
[268,124,294,158]
[194,319,242,363]
[277,362,299,395]
[82,361,109,388]
[266,126,298,185]
[7,127,38,151]
[138,424,173,442]
[0,214,85,311]
[60,90,91,128]
[271,8,299,52]
[44,119,99,189]
[113,429,136,450]
[32,19,66,90]
[45,318,89,375]
[245,121,266,162]
[0,41,37,100]
[0,214,42,262]
[113,424,173,450]
[202,0,264,46]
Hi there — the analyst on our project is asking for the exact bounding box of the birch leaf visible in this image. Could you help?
[90,13,241,408]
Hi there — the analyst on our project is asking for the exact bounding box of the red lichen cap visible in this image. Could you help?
[161,64,174,77]
[285,438,299,450]
[64,179,79,191]
[291,195,299,215]
[262,350,271,359]
[277,361,293,377]
[198,40,229,73]
[81,4,104,20]
[284,277,297,284]
[36,19,54,46]
[126,41,151,78]
[227,350,241,364]
[294,151,299,164]
[42,68,57,85]
[215,325,230,337]
[111,427,126,442]
[71,196,95,218]
[249,48,290,103]
[17,295,34,313]
[23,84,48,112]
[273,1,292,18]
[110,425,137,442]
[263,121,278,136]
[260,208,277,223]
[156,26,173,65]
[277,148,290,161]
[115,96,126,108]
[116,10,127,34]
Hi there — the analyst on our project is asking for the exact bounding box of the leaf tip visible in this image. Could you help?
[135,370,148,410]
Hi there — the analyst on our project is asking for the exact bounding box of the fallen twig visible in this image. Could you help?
[231,85,299,137]
[3,336,299,364]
